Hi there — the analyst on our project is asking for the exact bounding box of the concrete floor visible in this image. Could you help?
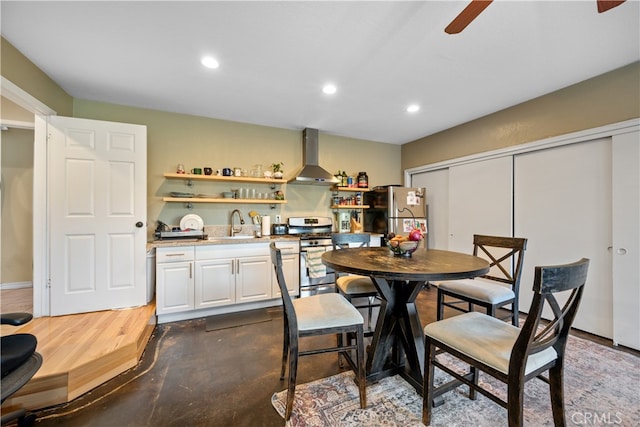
[25,285,632,427]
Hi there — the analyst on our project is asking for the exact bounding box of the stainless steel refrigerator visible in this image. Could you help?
[363,185,427,246]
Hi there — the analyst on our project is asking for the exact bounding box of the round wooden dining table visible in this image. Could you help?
[322,246,490,392]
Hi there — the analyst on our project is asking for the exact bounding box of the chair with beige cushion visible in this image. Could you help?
[423,258,589,427]
[331,233,380,334]
[270,243,366,421]
[436,235,527,326]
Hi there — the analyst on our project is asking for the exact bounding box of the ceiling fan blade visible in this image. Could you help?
[597,0,625,13]
[445,0,493,34]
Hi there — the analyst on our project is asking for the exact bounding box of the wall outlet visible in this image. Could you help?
[275,215,281,224]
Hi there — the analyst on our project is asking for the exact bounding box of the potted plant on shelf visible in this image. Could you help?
[271,162,284,179]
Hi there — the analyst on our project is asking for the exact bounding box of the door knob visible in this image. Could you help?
[135,221,144,228]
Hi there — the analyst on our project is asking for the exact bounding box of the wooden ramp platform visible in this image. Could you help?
[1,303,156,413]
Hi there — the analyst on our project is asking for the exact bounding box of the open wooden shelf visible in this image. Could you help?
[164,173,286,184]
[163,197,286,204]
[331,205,369,209]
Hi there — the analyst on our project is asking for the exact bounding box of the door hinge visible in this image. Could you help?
[47,279,51,289]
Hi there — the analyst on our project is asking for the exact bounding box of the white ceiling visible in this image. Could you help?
[2,1,638,144]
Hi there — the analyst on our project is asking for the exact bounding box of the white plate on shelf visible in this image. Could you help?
[180,214,204,231]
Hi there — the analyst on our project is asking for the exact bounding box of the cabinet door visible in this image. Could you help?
[272,252,300,297]
[156,261,193,314]
[195,259,235,308]
[236,256,272,302]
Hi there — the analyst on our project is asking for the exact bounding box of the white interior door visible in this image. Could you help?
[514,138,612,338]
[48,116,147,316]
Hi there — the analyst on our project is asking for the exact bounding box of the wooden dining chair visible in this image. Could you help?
[423,258,589,427]
[331,233,380,335]
[270,243,366,421]
[436,235,528,326]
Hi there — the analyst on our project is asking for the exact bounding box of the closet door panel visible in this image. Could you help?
[514,138,612,338]
[612,131,640,349]
[411,168,449,250]
[448,157,513,253]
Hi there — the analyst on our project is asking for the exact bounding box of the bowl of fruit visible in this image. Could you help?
[387,228,423,257]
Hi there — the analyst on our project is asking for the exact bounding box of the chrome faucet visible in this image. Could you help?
[230,209,245,236]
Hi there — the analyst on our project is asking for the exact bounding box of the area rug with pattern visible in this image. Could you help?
[271,335,639,426]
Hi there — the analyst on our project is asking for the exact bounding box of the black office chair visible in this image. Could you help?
[1,313,42,427]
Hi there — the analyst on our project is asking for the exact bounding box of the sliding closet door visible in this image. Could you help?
[514,138,612,338]
[448,157,513,253]
[411,168,449,250]
[611,131,640,349]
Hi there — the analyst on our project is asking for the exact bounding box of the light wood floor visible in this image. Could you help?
[1,288,156,412]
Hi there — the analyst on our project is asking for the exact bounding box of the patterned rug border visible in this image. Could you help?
[271,334,640,426]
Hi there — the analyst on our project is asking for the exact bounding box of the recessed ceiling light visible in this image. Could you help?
[406,104,420,113]
[322,84,337,95]
[201,56,219,69]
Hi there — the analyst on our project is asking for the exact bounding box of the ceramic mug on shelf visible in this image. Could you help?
[222,168,232,176]
[191,168,202,175]
[204,167,213,175]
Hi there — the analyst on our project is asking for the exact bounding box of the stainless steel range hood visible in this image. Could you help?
[288,128,339,185]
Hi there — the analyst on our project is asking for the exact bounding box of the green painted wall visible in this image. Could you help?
[1,37,73,116]
[72,99,401,232]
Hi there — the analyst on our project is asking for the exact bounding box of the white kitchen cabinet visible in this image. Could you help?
[271,241,300,298]
[194,258,235,308]
[156,247,195,315]
[196,243,272,305]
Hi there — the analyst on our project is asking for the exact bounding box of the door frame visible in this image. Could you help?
[2,76,57,317]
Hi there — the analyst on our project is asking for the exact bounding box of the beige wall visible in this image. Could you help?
[1,128,34,283]
[72,99,401,233]
[402,61,640,169]
[1,97,34,123]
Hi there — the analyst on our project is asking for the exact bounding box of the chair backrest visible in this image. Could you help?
[472,235,528,295]
[331,233,371,250]
[270,242,298,330]
[510,258,589,376]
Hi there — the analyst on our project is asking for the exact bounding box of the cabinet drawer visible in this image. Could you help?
[157,246,195,263]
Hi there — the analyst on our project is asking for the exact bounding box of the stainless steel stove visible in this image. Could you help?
[287,216,336,296]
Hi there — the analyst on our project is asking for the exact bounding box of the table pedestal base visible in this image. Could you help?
[365,278,426,393]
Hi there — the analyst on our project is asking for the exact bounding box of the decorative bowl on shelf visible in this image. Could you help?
[387,239,420,257]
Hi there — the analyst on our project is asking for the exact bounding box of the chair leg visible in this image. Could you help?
[507,378,525,427]
[285,337,299,421]
[356,325,367,409]
[549,364,567,427]
[436,289,444,320]
[422,341,436,425]
[337,331,345,368]
[280,320,289,380]
[469,366,478,400]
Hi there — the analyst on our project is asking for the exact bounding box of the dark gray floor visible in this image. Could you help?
[31,306,348,427]
[28,286,635,426]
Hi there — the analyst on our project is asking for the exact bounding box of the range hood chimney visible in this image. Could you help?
[288,128,339,185]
